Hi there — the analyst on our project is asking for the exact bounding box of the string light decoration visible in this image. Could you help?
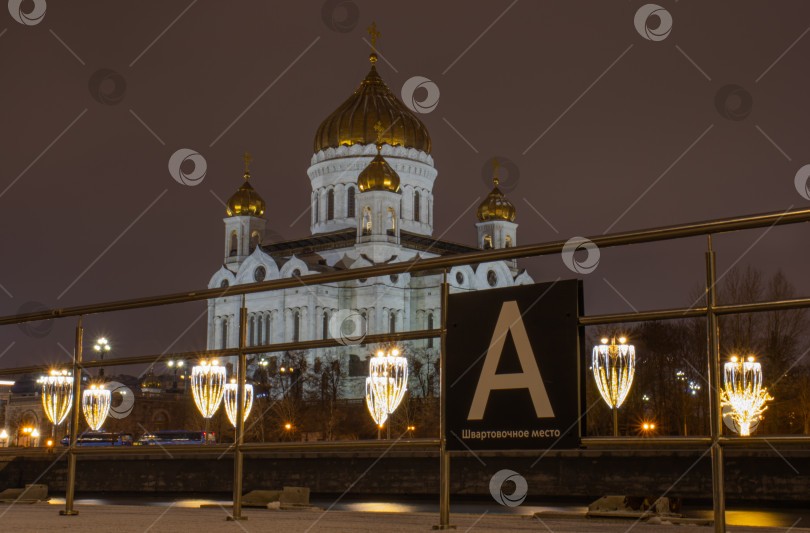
[365,348,408,427]
[721,356,773,437]
[40,370,73,426]
[191,360,226,418]
[223,379,254,427]
[593,336,636,436]
[82,385,111,431]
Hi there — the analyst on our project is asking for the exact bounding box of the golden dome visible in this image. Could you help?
[477,177,516,222]
[141,368,161,390]
[357,144,401,193]
[313,63,431,154]
[227,153,266,217]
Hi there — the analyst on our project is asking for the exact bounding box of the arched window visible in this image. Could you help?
[362,207,372,236]
[387,207,396,236]
[505,235,513,248]
[229,231,238,257]
[327,189,335,220]
[248,315,255,347]
[322,311,329,340]
[257,315,263,346]
[483,235,493,250]
[265,315,271,344]
[250,230,260,251]
[389,311,396,333]
[348,354,364,377]
[427,313,434,348]
[413,190,420,222]
[293,310,300,343]
[221,318,228,349]
[347,187,355,218]
[313,192,319,222]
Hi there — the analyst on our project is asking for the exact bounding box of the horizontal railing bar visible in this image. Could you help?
[0,329,443,377]
[2,207,810,327]
[713,297,810,316]
[579,307,707,325]
[582,437,713,446]
[719,436,810,446]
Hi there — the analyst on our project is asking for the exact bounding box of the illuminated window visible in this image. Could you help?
[362,207,372,236]
[505,235,512,248]
[387,207,396,236]
[250,230,260,251]
[229,231,238,256]
[483,235,493,250]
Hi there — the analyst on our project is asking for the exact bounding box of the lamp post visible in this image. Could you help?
[365,347,408,439]
[40,369,73,444]
[82,384,112,431]
[223,379,254,429]
[721,356,773,436]
[167,360,185,391]
[592,336,636,437]
[191,360,226,440]
[93,337,111,377]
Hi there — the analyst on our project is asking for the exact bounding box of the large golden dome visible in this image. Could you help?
[226,152,265,217]
[357,145,401,193]
[477,178,516,222]
[313,63,431,154]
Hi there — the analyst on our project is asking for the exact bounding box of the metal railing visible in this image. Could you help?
[1,207,810,530]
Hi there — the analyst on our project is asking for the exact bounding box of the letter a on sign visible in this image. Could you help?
[468,301,554,420]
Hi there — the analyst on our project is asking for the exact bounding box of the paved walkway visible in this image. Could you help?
[1,504,808,532]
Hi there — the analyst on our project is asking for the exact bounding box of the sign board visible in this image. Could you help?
[445,280,583,450]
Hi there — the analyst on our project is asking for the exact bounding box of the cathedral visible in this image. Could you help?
[206,35,532,396]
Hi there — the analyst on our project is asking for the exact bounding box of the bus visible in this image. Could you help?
[60,431,134,446]
[135,430,216,445]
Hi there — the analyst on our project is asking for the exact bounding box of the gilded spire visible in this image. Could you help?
[491,157,500,185]
[367,22,380,64]
[242,151,253,178]
[477,158,515,222]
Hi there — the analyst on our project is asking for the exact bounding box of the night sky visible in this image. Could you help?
[1,1,809,370]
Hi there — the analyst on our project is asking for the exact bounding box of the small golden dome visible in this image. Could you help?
[141,368,161,390]
[477,177,516,222]
[226,153,266,217]
[313,64,431,154]
[357,144,401,193]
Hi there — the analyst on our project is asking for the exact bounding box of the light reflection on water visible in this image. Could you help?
[46,496,808,527]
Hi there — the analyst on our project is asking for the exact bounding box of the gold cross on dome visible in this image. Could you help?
[491,157,500,182]
[242,152,253,173]
[373,120,385,143]
[367,22,380,52]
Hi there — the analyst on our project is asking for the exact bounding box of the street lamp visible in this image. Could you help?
[365,347,408,439]
[223,379,254,427]
[167,360,185,391]
[40,369,74,444]
[93,337,111,377]
[722,356,773,436]
[82,384,112,431]
[191,360,226,428]
[592,336,636,436]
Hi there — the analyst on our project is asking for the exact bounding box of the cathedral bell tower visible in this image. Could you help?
[476,158,518,272]
[224,152,267,268]
[356,122,402,245]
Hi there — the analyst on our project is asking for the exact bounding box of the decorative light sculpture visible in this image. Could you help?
[223,379,254,427]
[40,370,73,425]
[721,356,773,437]
[365,377,388,428]
[82,384,111,431]
[191,360,226,418]
[592,336,636,436]
[365,348,408,435]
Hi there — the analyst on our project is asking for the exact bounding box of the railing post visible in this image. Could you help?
[228,297,248,521]
[60,316,82,516]
[705,237,725,533]
[434,271,454,529]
